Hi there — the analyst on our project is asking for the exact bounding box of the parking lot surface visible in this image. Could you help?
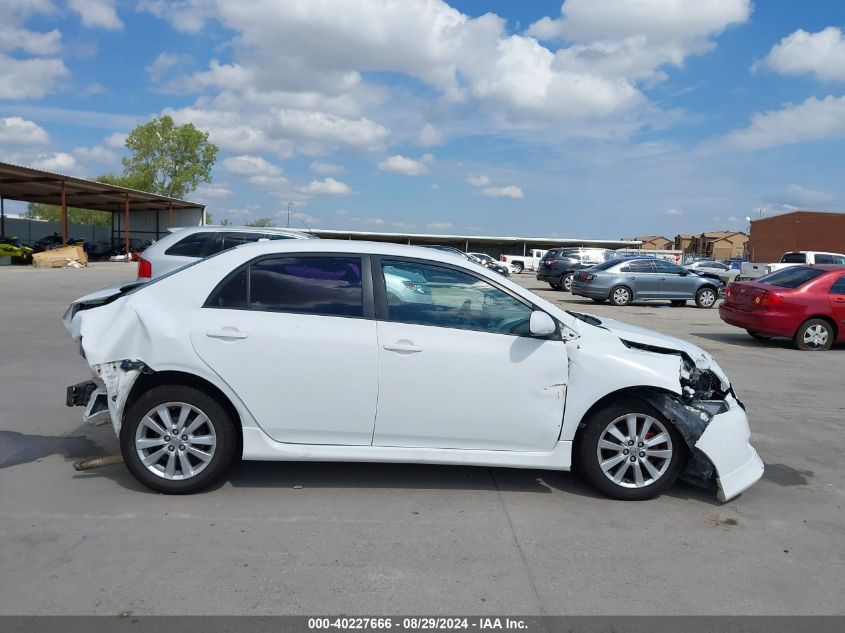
[1,264,843,615]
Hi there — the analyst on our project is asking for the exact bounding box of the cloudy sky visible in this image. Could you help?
[1,0,844,238]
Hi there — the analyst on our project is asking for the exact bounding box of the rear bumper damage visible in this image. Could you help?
[644,392,764,501]
[65,360,148,433]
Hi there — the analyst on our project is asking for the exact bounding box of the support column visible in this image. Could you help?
[61,180,68,245]
[168,201,173,228]
[124,194,130,260]
[1,195,5,238]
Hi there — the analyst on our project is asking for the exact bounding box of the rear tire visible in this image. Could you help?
[610,285,632,306]
[695,286,717,309]
[562,273,574,292]
[575,396,686,500]
[121,384,237,494]
[513,262,524,274]
[793,318,834,351]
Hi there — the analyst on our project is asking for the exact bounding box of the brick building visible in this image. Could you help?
[622,235,673,250]
[747,211,845,262]
[675,231,748,259]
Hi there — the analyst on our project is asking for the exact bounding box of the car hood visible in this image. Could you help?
[593,316,728,383]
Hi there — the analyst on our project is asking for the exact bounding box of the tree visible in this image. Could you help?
[122,115,218,199]
[246,217,275,227]
[205,210,213,225]
[219,218,232,226]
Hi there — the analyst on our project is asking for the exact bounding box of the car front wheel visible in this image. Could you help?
[121,384,238,494]
[575,397,686,500]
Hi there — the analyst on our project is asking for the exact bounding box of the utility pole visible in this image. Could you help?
[287,202,294,228]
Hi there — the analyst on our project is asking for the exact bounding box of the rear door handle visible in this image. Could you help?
[659,276,666,280]
[206,327,248,340]
[383,341,422,353]
[834,297,845,303]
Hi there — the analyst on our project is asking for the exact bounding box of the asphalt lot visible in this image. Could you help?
[0,263,843,615]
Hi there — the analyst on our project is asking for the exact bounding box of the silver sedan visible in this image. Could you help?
[570,258,723,308]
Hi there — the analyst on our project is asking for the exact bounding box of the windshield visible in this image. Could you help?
[757,266,826,288]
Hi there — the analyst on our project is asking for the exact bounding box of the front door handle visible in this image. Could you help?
[834,297,845,303]
[659,276,666,280]
[206,327,248,340]
[383,341,423,353]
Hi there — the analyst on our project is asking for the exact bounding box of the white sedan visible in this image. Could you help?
[64,240,763,501]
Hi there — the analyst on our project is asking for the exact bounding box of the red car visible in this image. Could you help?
[719,265,845,351]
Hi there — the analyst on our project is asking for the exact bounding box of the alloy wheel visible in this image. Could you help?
[134,402,217,480]
[596,413,673,489]
[803,324,829,349]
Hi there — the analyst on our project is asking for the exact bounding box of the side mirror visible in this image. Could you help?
[529,311,556,336]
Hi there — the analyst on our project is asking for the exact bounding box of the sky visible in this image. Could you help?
[1,0,845,239]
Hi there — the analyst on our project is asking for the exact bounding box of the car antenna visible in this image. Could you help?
[299,218,316,236]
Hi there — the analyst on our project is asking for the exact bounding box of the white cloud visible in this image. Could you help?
[466,174,491,187]
[104,132,127,148]
[377,154,427,176]
[427,222,452,230]
[365,218,386,226]
[754,27,845,82]
[481,185,524,199]
[310,161,345,175]
[0,56,68,99]
[665,207,683,216]
[418,123,443,146]
[0,2,62,56]
[718,95,845,151]
[68,0,123,30]
[196,184,233,199]
[298,177,352,196]
[0,117,49,144]
[223,154,282,177]
[430,183,440,191]
[146,52,192,81]
[31,152,78,173]
[72,144,119,165]
[779,184,834,207]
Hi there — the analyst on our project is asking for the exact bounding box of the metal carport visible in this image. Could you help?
[0,161,205,257]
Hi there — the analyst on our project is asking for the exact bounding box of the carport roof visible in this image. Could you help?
[0,161,204,213]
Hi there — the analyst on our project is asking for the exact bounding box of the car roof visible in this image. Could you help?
[225,238,492,265]
[168,225,312,236]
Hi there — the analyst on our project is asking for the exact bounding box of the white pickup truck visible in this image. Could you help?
[739,250,845,280]
[500,249,547,273]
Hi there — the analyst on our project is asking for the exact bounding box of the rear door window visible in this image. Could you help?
[759,267,826,288]
[164,232,217,257]
[623,260,655,273]
[830,275,845,295]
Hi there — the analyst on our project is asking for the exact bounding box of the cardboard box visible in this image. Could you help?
[32,245,88,268]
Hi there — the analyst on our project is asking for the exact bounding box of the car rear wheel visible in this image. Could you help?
[695,287,717,308]
[512,262,524,273]
[610,286,632,306]
[121,385,237,494]
[561,272,574,292]
[793,319,834,351]
[575,397,686,500]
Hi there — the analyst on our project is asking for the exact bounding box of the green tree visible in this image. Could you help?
[121,115,218,199]
[205,210,213,224]
[219,218,232,226]
[24,202,111,226]
[246,217,275,227]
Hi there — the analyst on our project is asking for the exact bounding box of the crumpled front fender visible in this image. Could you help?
[90,360,148,435]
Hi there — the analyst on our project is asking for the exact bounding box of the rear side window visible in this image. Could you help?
[830,275,845,294]
[250,256,363,317]
[781,253,807,264]
[164,232,216,257]
[758,267,826,288]
[623,260,655,273]
[591,260,622,271]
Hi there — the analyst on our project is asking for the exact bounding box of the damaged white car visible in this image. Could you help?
[64,240,763,500]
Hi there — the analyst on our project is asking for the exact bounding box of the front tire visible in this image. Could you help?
[575,397,686,500]
[695,286,717,309]
[793,318,834,351]
[610,285,632,306]
[121,384,237,494]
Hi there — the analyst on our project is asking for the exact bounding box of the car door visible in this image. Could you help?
[372,258,568,451]
[654,260,691,299]
[190,254,379,445]
[620,260,659,298]
[829,274,845,337]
